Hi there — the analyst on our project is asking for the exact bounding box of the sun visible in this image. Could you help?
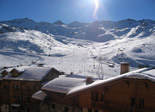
[93,0,99,19]
[94,0,99,9]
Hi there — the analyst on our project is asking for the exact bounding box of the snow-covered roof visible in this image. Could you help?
[41,68,155,96]
[3,66,52,81]
[68,68,155,95]
[42,77,86,94]
[10,66,28,73]
[0,68,13,73]
[32,90,47,101]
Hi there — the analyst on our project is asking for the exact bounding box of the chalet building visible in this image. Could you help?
[33,67,155,112]
[0,66,63,112]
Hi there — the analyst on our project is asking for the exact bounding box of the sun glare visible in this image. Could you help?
[94,0,99,9]
[93,0,99,19]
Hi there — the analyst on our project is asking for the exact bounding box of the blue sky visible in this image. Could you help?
[0,0,154,23]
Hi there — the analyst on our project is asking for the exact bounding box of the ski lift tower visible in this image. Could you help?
[97,56,104,79]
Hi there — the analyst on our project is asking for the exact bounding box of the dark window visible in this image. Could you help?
[88,109,92,112]
[100,93,104,102]
[14,96,17,100]
[18,96,21,101]
[3,85,9,89]
[16,85,19,90]
[27,86,30,90]
[5,106,7,110]
[91,92,99,101]
[27,108,30,112]
[139,98,144,108]
[95,92,99,101]
[52,104,55,109]
[144,82,148,88]
[33,86,36,90]
[64,107,69,112]
[27,97,31,103]
[3,85,6,89]
[131,97,136,107]
[12,85,15,89]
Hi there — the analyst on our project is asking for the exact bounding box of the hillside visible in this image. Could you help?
[0,18,155,78]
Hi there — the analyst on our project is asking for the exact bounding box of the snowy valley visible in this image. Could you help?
[0,18,155,79]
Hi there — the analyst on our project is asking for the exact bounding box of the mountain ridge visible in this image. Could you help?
[1,18,155,42]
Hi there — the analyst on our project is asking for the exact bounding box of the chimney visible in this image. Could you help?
[86,77,94,85]
[120,62,129,74]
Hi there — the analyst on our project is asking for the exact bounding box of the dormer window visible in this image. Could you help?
[10,69,21,77]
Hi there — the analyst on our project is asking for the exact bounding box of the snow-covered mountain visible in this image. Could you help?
[1,18,155,42]
[0,18,155,78]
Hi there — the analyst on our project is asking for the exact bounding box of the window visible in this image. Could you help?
[12,85,15,89]
[27,97,31,103]
[95,92,99,101]
[14,96,17,100]
[131,97,136,107]
[27,86,30,90]
[91,92,99,101]
[64,107,69,112]
[88,109,92,112]
[3,85,9,89]
[51,104,55,109]
[16,85,19,90]
[100,93,104,102]
[27,108,30,112]
[5,106,8,110]
[33,86,36,91]
[139,98,144,108]
[144,82,148,88]
[3,85,6,89]
[18,96,21,101]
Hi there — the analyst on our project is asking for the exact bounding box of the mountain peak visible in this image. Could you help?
[11,17,35,23]
[53,20,64,25]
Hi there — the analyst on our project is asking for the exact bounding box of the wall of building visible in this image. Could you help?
[78,78,155,112]
[0,80,41,112]
[40,102,81,112]
[0,67,62,112]
[1,80,10,104]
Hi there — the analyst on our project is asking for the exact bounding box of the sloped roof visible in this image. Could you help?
[41,68,155,96]
[32,90,47,101]
[3,66,52,81]
[68,68,155,95]
[42,76,86,94]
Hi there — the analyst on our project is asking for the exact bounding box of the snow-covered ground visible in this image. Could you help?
[0,28,155,79]
[0,18,155,79]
